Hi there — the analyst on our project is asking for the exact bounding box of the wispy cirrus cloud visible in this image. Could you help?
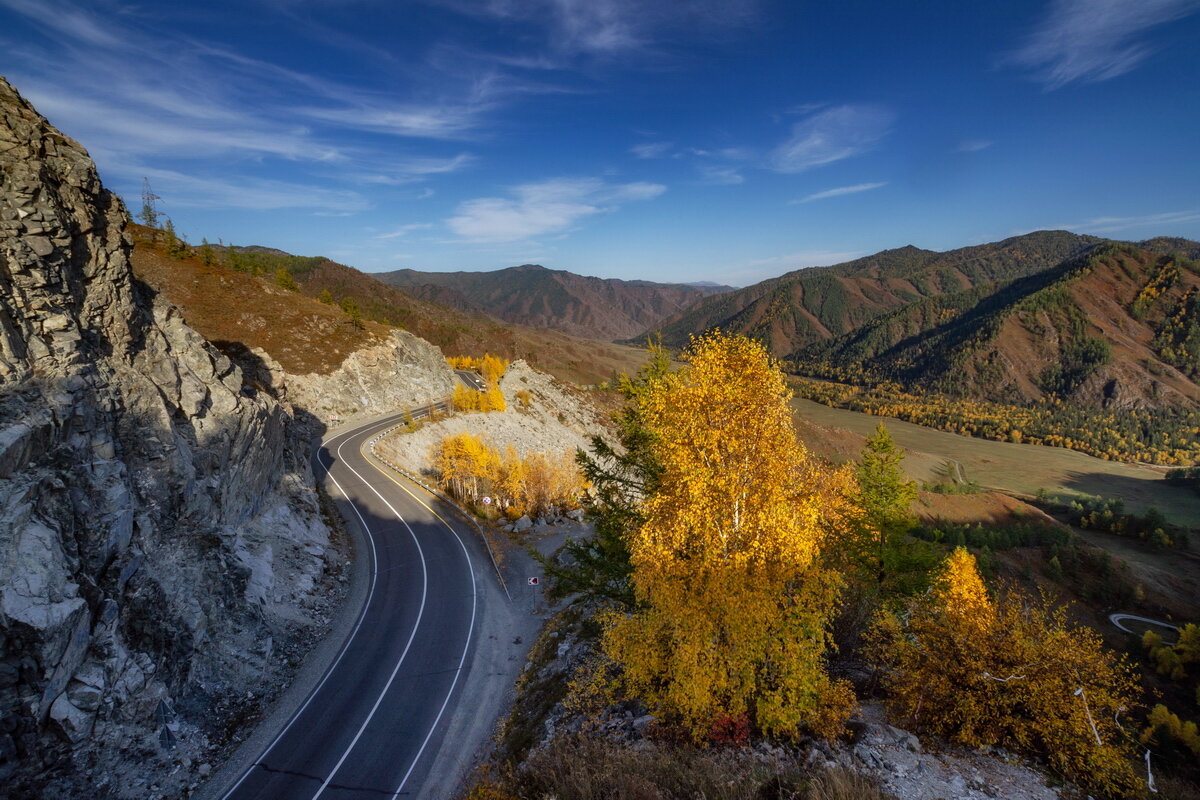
[794,181,887,203]
[295,102,483,140]
[957,139,994,153]
[356,154,475,185]
[107,163,369,212]
[697,165,745,185]
[770,104,894,173]
[1003,0,1200,90]
[630,140,674,159]
[438,0,761,58]
[1049,208,1200,234]
[377,223,435,239]
[19,82,345,162]
[0,0,498,216]
[447,177,665,243]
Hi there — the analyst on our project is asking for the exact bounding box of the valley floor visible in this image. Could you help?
[792,398,1200,528]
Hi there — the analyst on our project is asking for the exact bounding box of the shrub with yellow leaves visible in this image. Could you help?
[868,547,1144,798]
[435,433,585,517]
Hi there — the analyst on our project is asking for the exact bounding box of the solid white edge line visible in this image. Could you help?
[219,415,392,800]
[308,432,433,800]
[383,472,478,798]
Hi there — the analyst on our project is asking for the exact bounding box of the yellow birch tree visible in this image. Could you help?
[601,331,853,741]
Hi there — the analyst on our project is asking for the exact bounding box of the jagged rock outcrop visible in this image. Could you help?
[0,77,340,797]
[243,330,456,424]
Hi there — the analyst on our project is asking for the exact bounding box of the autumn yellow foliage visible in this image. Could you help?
[1142,703,1200,758]
[449,354,509,412]
[601,331,854,742]
[869,548,1143,797]
[435,432,585,517]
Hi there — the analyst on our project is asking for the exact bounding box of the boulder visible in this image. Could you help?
[48,694,93,743]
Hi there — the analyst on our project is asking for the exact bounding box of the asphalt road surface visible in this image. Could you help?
[454,369,486,391]
[220,410,483,800]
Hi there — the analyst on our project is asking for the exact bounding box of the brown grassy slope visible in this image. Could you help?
[129,225,385,374]
[285,257,650,385]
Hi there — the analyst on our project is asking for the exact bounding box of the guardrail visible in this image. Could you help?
[362,399,512,602]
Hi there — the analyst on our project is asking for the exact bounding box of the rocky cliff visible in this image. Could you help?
[0,78,341,797]
[242,330,456,425]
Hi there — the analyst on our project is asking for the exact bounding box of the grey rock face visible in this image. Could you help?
[0,77,335,797]
[280,330,456,424]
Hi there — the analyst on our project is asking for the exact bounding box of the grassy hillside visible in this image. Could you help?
[130,225,649,385]
[378,263,731,341]
[130,225,385,374]
[647,230,1104,354]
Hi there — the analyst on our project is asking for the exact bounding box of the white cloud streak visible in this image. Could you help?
[106,163,369,212]
[1003,0,1200,90]
[1051,209,1200,234]
[447,177,666,243]
[697,165,745,185]
[630,140,673,158]
[356,154,475,185]
[770,105,894,173]
[441,0,760,58]
[795,181,887,203]
[377,223,435,239]
[957,139,994,153]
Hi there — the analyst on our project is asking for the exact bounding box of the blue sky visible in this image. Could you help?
[2,0,1198,285]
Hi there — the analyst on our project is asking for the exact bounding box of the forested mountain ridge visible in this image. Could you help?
[797,242,1200,411]
[377,263,732,341]
[646,231,1108,354]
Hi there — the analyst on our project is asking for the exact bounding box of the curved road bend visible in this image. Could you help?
[221,410,484,800]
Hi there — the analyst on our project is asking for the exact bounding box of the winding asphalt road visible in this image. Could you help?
[219,408,489,799]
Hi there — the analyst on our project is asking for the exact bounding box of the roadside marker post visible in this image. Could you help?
[528,577,539,586]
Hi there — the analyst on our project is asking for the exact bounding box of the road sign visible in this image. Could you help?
[482,496,492,505]
[528,577,539,586]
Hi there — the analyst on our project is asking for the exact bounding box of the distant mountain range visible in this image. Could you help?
[645,230,1112,355]
[376,264,732,342]
[154,228,1199,410]
[635,230,1199,413]
[800,242,1200,410]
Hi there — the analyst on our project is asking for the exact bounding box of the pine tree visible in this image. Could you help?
[340,296,364,328]
[162,218,188,260]
[274,268,299,291]
[853,423,918,586]
[199,238,216,266]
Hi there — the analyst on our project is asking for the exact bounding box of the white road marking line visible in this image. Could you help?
[220,416,394,800]
[381,476,478,798]
[308,434,432,800]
